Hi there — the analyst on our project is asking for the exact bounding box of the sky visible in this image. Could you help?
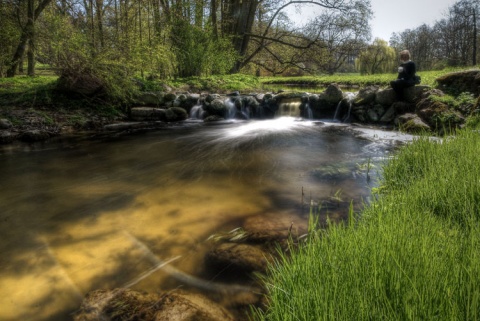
[369,0,457,41]
[287,0,458,42]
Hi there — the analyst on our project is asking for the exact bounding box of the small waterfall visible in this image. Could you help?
[277,98,302,117]
[334,92,356,122]
[306,103,313,119]
[224,98,237,119]
[333,101,342,121]
[189,104,204,119]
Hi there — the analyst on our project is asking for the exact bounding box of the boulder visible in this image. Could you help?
[204,99,227,117]
[19,129,51,142]
[375,88,397,106]
[396,113,431,133]
[135,92,164,106]
[205,243,272,275]
[130,107,166,121]
[353,86,379,106]
[56,73,104,96]
[379,106,396,123]
[322,84,343,104]
[163,107,188,122]
[0,131,16,144]
[73,288,234,321]
[0,119,12,129]
[436,69,480,96]
[154,291,235,321]
[243,214,308,243]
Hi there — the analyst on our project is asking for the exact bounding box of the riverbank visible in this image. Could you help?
[252,128,480,320]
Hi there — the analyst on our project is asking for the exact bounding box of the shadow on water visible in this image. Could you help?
[0,118,404,320]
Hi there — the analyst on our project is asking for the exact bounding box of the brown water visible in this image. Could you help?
[0,119,399,320]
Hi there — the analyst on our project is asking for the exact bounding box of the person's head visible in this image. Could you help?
[400,50,411,62]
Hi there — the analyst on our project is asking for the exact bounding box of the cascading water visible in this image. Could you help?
[276,98,302,117]
[334,92,356,122]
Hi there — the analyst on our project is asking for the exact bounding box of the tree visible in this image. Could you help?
[6,0,53,77]
[356,38,396,75]
[224,0,372,73]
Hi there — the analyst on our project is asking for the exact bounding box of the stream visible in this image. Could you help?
[0,118,414,320]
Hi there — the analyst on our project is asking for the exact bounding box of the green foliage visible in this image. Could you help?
[0,76,57,107]
[171,20,237,77]
[166,74,260,92]
[253,130,480,321]
[355,39,397,75]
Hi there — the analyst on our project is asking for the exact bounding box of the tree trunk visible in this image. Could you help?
[226,0,260,73]
[211,0,218,38]
[473,9,477,65]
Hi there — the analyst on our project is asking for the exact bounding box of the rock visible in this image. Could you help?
[0,119,12,129]
[379,106,396,123]
[163,107,188,122]
[366,104,385,122]
[19,130,51,142]
[103,122,159,131]
[0,131,16,144]
[322,84,343,104]
[436,69,480,96]
[154,291,235,321]
[135,92,164,106]
[392,101,414,114]
[73,288,158,321]
[243,214,308,243]
[73,288,234,321]
[130,107,166,121]
[56,73,104,96]
[227,91,240,96]
[353,86,379,106]
[204,99,227,117]
[205,243,272,275]
[375,88,397,106]
[396,113,431,133]
[311,162,354,180]
[164,92,177,102]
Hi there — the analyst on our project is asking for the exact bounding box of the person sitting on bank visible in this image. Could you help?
[390,50,416,100]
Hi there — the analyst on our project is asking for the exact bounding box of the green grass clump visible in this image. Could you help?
[165,73,260,92]
[0,76,58,107]
[253,129,480,321]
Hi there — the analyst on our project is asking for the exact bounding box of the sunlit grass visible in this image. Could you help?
[260,66,478,89]
[253,129,480,321]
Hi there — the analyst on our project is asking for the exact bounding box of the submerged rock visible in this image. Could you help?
[205,243,272,275]
[73,288,235,321]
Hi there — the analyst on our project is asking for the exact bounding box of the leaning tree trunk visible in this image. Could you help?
[225,0,259,73]
[6,0,52,77]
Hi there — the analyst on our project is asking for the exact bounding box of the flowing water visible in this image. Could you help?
[0,118,412,320]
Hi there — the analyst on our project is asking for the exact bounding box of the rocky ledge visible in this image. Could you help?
[1,70,479,144]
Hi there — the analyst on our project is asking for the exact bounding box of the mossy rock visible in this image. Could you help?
[436,69,480,96]
[163,107,188,122]
[204,99,227,117]
[310,162,353,180]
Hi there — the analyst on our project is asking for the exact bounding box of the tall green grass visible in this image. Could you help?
[253,130,480,321]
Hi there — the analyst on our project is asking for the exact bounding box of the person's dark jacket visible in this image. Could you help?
[397,60,416,84]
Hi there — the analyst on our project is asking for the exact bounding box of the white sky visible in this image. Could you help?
[369,0,457,41]
[286,0,458,42]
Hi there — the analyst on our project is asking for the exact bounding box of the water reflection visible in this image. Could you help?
[0,119,398,320]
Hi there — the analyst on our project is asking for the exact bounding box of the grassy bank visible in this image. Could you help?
[253,129,480,320]
[260,67,473,89]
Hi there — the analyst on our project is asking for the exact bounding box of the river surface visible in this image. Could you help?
[0,118,413,320]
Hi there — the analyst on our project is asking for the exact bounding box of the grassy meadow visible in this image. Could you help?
[252,130,480,320]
